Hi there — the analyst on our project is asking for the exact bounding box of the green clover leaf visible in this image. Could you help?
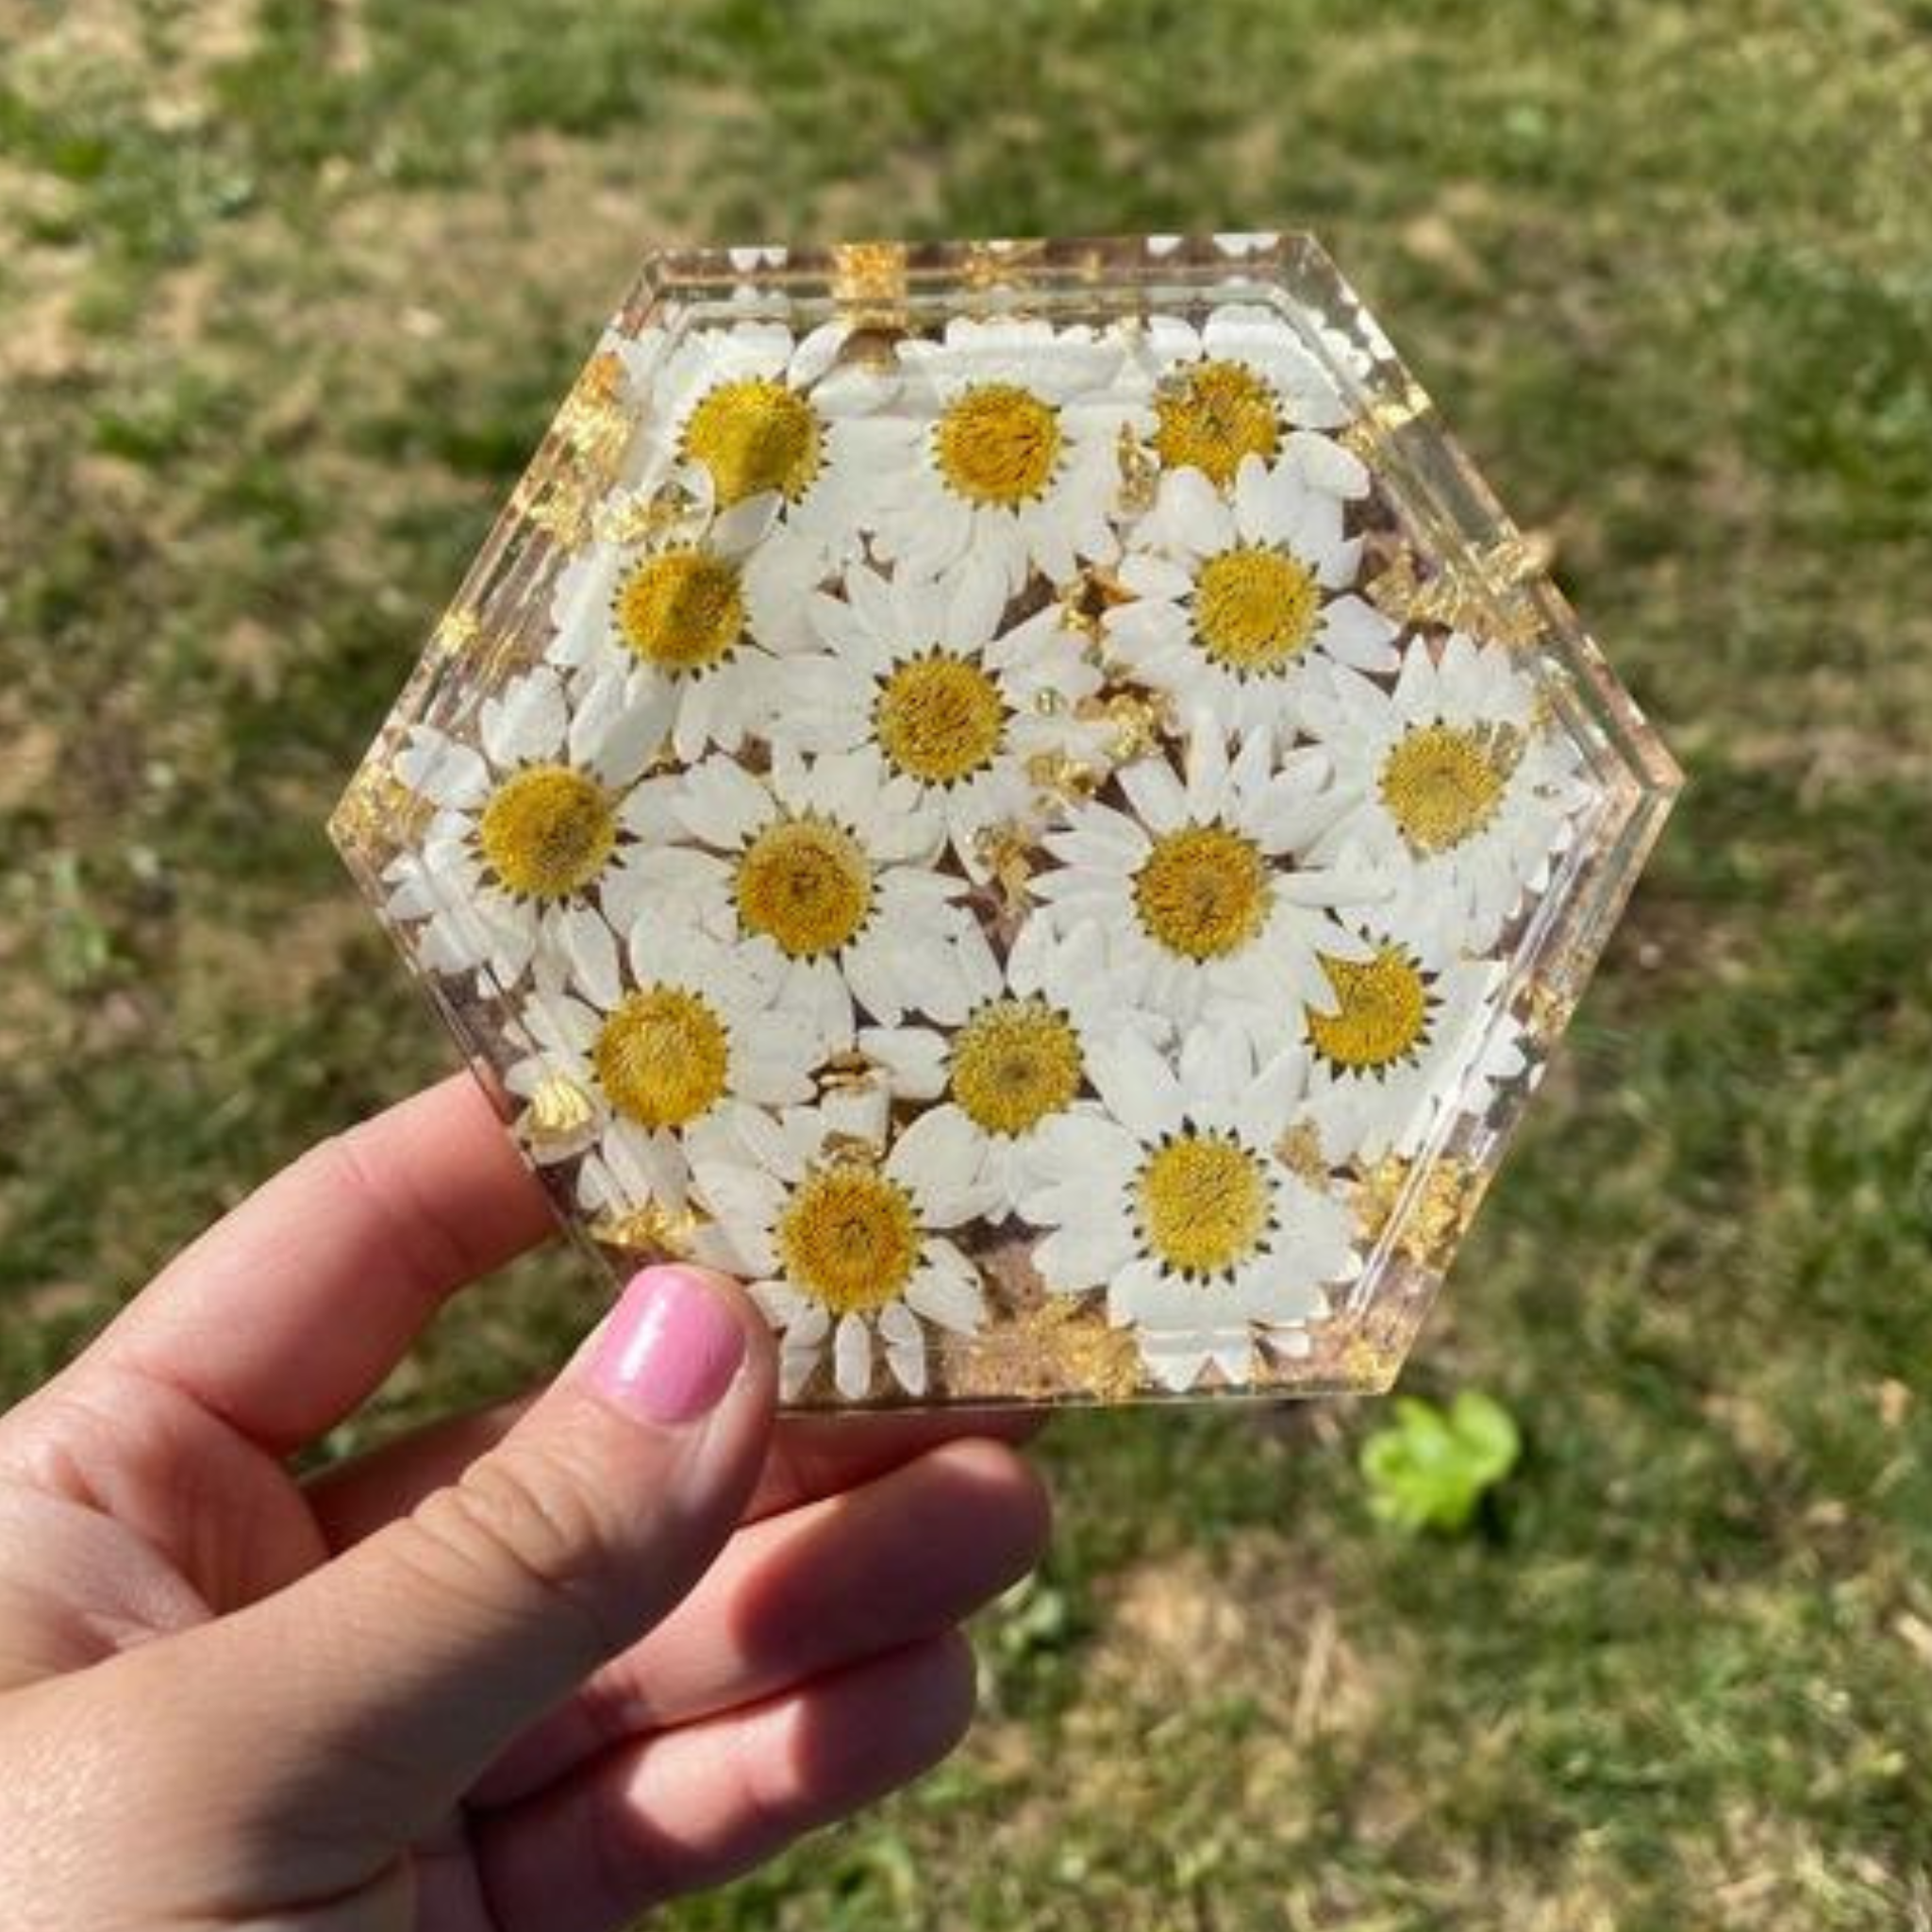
[1360,1391,1523,1535]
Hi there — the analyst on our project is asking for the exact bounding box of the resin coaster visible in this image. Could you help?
[331,233,1679,1409]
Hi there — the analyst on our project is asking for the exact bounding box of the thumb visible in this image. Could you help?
[199,1262,776,1837]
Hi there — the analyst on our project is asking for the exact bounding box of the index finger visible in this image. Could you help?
[77,1074,557,1454]
[305,1396,1046,1551]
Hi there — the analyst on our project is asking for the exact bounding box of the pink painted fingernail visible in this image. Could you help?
[587,1267,745,1425]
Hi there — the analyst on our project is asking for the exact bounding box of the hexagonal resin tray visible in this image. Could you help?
[331,233,1680,1409]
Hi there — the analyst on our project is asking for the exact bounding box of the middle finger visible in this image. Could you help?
[464,1432,1050,1808]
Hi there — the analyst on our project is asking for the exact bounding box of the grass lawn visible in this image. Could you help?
[5,2,1932,1924]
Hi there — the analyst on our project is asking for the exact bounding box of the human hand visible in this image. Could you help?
[0,1076,1050,1931]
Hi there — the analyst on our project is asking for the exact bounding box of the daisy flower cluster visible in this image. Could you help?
[381,296,1591,1403]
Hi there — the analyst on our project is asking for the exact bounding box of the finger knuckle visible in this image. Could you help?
[403,1445,624,1661]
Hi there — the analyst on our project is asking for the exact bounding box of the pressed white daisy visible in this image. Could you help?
[685,1102,987,1400]
[1018,1024,1358,1392]
[545,485,824,764]
[1105,452,1399,744]
[1304,634,1590,954]
[504,926,824,1218]
[850,316,1145,606]
[1032,719,1386,1043]
[625,743,978,1044]
[383,664,665,1005]
[1123,301,1353,492]
[651,317,891,575]
[857,916,1165,1220]
[1295,910,1528,1163]
[773,560,1110,874]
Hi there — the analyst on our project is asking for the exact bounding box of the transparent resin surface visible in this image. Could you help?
[331,233,1680,1410]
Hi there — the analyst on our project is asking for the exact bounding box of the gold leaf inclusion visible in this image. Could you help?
[1273,1122,1331,1189]
[524,1074,595,1145]
[1365,542,1547,649]
[976,1298,1143,1403]
[1354,1154,1482,1272]
[590,1200,702,1258]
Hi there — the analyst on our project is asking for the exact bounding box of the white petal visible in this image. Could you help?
[779,1347,822,1402]
[1117,756,1188,831]
[1086,1033,1177,1141]
[1030,1218,1137,1292]
[676,758,772,846]
[397,732,490,808]
[887,1105,985,1222]
[834,1312,873,1398]
[1161,467,1225,553]
[560,905,622,1006]
[905,1247,983,1333]
[481,668,568,768]
[859,1025,950,1100]
[886,1335,929,1397]
[945,554,1009,645]
[1118,552,1192,600]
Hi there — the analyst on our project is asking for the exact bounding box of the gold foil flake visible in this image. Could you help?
[1492,529,1557,585]
[328,761,433,858]
[430,604,483,658]
[1361,549,1424,623]
[1058,564,1135,643]
[1520,979,1575,1042]
[1365,542,1545,649]
[1024,750,1101,806]
[1354,1155,1482,1272]
[817,1046,879,1090]
[962,237,1047,292]
[1116,424,1158,513]
[1524,671,1570,739]
[822,1131,885,1168]
[1339,1333,1399,1388]
[832,241,908,323]
[1337,379,1433,458]
[425,603,532,685]
[1273,1121,1331,1189]
[1354,1153,1412,1248]
[595,479,708,550]
[522,1074,596,1146]
[1075,690,1174,765]
[975,1297,1144,1402]
[973,821,1039,912]
[553,348,633,484]
[590,1200,702,1259]
[512,470,596,552]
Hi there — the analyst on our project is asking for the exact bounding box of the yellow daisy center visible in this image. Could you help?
[1132,823,1272,961]
[948,997,1085,1138]
[592,986,730,1128]
[734,815,873,958]
[1307,944,1433,1074]
[475,764,617,901]
[682,376,824,506]
[933,382,1061,506]
[614,550,744,673]
[873,651,1008,786]
[1191,544,1322,675]
[1378,724,1511,855]
[1136,1131,1273,1278]
[777,1163,922,1314]
[1154,358,1281,488]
